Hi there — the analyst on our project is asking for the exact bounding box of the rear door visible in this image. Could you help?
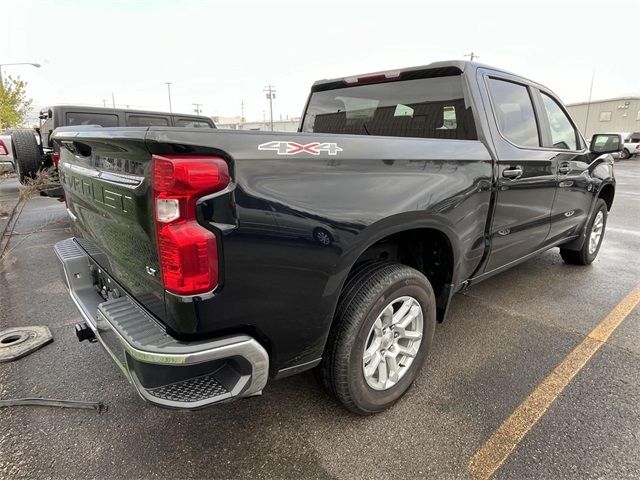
[480,72,559,272]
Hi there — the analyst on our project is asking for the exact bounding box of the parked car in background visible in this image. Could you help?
[621,132,640,159]
[0,129,17,171]
[54,61,620,415]
[10,106,216,185]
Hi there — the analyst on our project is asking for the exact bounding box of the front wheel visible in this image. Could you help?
[620,148,630,160]
[560,198,608,265]
[317,262,436,414]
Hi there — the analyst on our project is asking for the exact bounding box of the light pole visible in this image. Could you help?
[165,82,173,113]
[264,84,276,131]
[464,52,479,62]
[192,103,202,115]
[0,62,41,87]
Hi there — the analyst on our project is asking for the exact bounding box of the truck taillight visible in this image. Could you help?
[151,154,230,295]
[52,142,61,167]
[0,140,8,156]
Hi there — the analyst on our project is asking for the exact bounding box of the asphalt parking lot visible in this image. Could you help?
[0,160,639,479]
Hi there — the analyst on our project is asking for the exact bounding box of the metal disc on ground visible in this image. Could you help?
[0,326,53,362]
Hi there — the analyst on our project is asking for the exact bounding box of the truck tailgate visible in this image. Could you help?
[56,129,166,319]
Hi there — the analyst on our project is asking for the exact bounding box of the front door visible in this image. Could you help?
[534,89,592,243]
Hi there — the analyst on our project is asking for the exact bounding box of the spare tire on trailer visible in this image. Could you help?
[11,129,42,185]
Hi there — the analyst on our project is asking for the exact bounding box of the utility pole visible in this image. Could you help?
[264,84,276,131]
[165,82,173,113]
[241,100,245,123]
[192,103,202,115]
[111,93,116,108]
[584,68,596,137]
[102,99,107,107]
[464,52,479,62]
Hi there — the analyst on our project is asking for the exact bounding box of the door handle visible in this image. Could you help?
[558,163,570,174]
[502,166,523,179]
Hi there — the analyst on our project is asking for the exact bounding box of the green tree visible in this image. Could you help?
[0,76,32,130]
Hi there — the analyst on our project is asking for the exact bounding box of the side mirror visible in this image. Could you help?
[590,133,622,155]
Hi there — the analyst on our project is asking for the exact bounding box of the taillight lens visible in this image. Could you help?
[152,155,230,295]
[0,140,8,156]
[52,142,61,167]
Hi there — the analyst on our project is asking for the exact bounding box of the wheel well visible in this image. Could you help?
[598,184,614,211]
[349,228,454,321]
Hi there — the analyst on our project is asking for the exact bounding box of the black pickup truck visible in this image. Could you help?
[53,61,621,414]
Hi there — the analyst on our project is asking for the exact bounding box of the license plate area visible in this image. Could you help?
[88,257,123,302]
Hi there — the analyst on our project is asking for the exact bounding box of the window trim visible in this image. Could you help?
[485,75,543,150]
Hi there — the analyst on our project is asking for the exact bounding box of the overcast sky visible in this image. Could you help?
[2,0,639,123]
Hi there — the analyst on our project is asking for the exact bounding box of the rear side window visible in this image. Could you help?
[127,115,169,127]
[488,78,539,148]
[175,118,213,128]
[540,92,577,150]
[65,112,118,127]
[301,75,477,140]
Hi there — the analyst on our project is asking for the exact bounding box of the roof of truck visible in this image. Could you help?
[39,105,212,120]
[311,60,514,91]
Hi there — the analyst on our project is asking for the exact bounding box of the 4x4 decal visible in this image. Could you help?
[258,141,343,156]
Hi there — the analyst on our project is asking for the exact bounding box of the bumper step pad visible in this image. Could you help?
[146,373,229,403]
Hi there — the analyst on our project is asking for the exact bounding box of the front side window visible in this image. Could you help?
[488,78,539,147]
[301,75,477,140]
[65,112,118,127]
[540,92,577,150]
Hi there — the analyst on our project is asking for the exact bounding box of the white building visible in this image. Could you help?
[566,96,640,138]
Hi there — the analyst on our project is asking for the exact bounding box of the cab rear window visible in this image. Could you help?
[301,75,477,140]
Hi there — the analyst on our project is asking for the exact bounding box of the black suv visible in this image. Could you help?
[11,105,215,184]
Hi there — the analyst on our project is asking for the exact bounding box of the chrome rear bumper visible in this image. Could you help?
[54,237,269,409]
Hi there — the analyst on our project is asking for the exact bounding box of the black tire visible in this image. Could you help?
[317,262,436,414]
[560,199,608,265]
[11,129,42,184]
[620,148,630,160]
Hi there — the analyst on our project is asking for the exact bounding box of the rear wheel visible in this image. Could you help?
[560,198,608,265]
[317,262,436,414]
[11,129,42,184]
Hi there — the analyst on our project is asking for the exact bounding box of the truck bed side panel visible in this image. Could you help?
[145,129,493,371]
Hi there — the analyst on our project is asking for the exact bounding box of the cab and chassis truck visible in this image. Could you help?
[53,61,620,414]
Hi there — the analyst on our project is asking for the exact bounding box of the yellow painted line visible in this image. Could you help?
[469,284,640,480]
